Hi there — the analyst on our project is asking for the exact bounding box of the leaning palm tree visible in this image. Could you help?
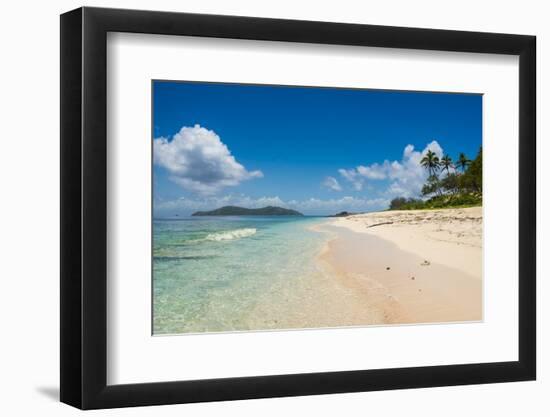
[440,154,453,174]
[456,152,471,173]
[420,150,440,177]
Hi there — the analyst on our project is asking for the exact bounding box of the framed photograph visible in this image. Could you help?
[60,7,536,409]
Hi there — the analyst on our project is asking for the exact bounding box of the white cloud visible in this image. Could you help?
[338,168,364,191]
[154,194,388,216]
[155,195,286,213]
[356,163,387,180]
[338,140,446,198]
[322,176,342,191]
[287,196,389,213]
[154,124,263,195]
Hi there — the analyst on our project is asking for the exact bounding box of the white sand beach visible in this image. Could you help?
[320,207,482,325]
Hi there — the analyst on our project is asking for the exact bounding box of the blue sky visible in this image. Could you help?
[153,81,482,216]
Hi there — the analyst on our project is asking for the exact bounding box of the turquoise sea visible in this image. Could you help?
[153,216,332,334]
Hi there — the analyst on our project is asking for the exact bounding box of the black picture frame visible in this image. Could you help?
[60,6,536,410]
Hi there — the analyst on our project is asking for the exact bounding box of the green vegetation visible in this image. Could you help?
[390,146,482,211]
[192,205,303,216]
[420,150,440,177]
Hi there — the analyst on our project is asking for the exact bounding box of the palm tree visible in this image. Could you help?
[420,150,440,177]
[441,154,453,174]
[456,152,471,173]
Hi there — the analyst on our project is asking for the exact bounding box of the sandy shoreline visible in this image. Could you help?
[319,207,482,325]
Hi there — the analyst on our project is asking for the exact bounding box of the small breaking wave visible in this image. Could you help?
[205,228,257,241]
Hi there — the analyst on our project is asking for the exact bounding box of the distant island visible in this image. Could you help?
[327,211,355,217]
[192,206,303,216]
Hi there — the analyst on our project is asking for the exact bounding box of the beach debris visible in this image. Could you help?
[386,267,391,270]
[411,276,415,280]
[367,221,393,228]
[418,289,422,292]
[420,260,431,266]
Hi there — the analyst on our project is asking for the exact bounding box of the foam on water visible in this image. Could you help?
[205,228,257,241]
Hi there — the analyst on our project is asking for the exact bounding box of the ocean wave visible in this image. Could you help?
[205,228,257,241]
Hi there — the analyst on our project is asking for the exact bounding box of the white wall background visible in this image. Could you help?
[0,0,545,415]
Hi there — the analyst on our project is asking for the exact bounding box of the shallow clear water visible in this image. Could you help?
[153,216,329,334]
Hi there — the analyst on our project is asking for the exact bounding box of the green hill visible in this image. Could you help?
[192,206,303,216]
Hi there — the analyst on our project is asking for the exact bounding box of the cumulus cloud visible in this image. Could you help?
[322,176,342,191]
[154,194,388,217]
[356,163,387,180]
[338,169,364,191]
[338,140,445,197]
[154,125,263,195]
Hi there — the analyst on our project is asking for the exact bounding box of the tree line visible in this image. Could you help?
[390,146,482,210]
